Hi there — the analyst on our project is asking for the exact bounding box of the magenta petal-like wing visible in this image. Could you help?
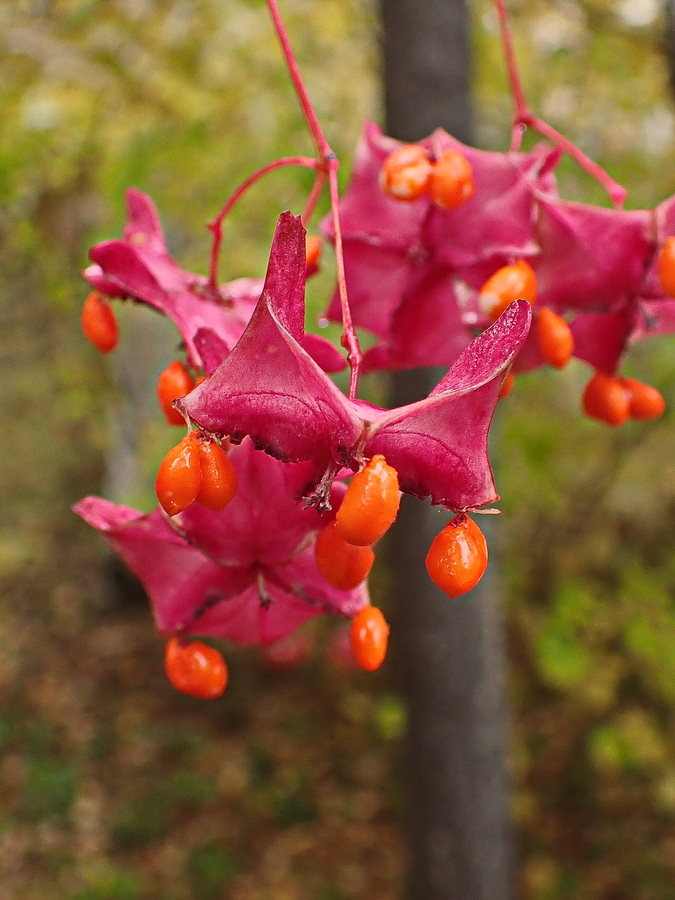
[179,214,363,466]
[365,300,532,509]
[427,137,558,272]
[535,196,653,313]
[569,306,638,374]
[73,497,252,637]
[328,120,430,247]
[362,264,475,372]
[87,238,259,371]
[187,549,368,647]
[74,439,369,647]
[173,440,325,568]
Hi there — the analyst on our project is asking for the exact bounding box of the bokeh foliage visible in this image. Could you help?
[1,0,675,898]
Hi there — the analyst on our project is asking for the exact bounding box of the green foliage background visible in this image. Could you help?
[1,1,675,898]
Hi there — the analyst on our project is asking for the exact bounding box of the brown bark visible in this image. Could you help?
[380,2,515,897]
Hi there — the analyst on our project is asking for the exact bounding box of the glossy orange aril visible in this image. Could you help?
[164,635,228,699]
[315,520,375,590]
[657,236,675,297]
[335,455,401,547]
[425,513,488,599]
[379,144,432,202]
[195,438,238,511]
[349,605,389,671]
[305,235,323,277]
[536,308,575,369]
[81,291,119,353]
[427,148,475,210]
[582,371,630,426]
[479,260,537,321]
[157,360,195,426]
[156,433,202,516]
[622,377,666,421]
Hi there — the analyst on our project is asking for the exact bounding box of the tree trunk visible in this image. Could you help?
[380,2,515,898]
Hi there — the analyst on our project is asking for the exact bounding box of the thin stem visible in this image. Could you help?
[328,158,362,398]
[208,155,316,288]
[266,0,362,395]
[493,0,527,120]
[266,0,333,160]
[302,170,328,224]
[522,113,627,208]
[493,0,627,208]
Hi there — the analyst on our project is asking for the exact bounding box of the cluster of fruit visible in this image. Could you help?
[379,144,475,209]
[79,212,505,697]
[324,121,671,425]
[75,3,672,702]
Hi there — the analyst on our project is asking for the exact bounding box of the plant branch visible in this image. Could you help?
[266,0,362,396]
[493,0,627,208]
[207,156,316,288]
[328,158,362,397]
[266,0,333,160]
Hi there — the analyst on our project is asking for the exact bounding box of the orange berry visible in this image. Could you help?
[379,144,432,202]
[335,455,401,547]
[157,360,195,426]
[315,520,375,590]
[428,148,475,210]
[657,236,675,297]
[164,636,228,699]
[156,433,202,516]
[536,308,575,369]
[582,371,630,426]
[81,291,119,353]
[195,438,238,511]
[479,260,537,321]
[622,377,666,421]
[499,370,515,400]
[425,513,488,599]
[349,605,389,671]
[305,235,323,277]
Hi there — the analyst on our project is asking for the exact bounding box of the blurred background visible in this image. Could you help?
[1,0,675,897]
